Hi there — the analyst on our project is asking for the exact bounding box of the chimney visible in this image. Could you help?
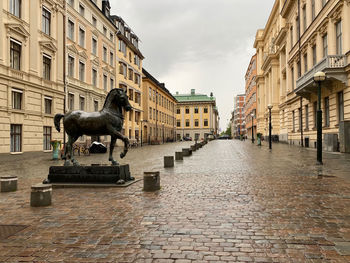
[191,89,195,95]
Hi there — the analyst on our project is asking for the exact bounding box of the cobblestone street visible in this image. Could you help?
[1,140,350,262]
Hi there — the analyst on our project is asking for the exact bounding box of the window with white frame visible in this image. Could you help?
[42,7,51,35]
[68,55,74,77]
[92,68,97,86]
[43,126,52,150]
[336,20,342,55]
[68,19,74,40]
[44,96,52,114]
[10,0,21,18]
[79,27,85,47]
[12,88,22,110]
[323,34,328,57]
[10,124,22,152]
[10,39,21,70]
[79,3,85,16]
[103,46,107,61]
[92,16,97,27]
[103,74,107,91]
[79,61,85,81]
[92,37,97,55]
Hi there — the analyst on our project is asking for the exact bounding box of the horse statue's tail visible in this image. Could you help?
[54,114,64,132]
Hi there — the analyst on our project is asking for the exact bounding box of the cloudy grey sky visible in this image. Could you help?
[111,0,275,131]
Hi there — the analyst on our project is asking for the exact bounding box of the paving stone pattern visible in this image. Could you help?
[0,141,350,262]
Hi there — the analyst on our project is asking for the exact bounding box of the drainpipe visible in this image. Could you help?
[63,0,67,148]
[298,0,304,147]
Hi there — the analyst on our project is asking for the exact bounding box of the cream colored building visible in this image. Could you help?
[254,0,350,152]
[0,0,65,153]
[112,15,144,144]
[142,68,177,144]
[174,89,219,141]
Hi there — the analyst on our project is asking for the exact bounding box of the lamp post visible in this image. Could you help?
[268,104,273,150]
[162,123,165,144]
[313,71,326,165]
[140,120,147,147]
[251,113,255,144]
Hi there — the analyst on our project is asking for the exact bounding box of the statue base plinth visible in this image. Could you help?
[44,164,134,185]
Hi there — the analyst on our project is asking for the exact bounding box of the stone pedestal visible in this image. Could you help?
[143,172,160,192]
[182,148,190,156]
[175,152,183,160]
[0,176,17,192]
[31,184,52,207]
[164,156,174,168]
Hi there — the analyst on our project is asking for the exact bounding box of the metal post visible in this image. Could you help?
[269,108,272,150]
[140,124,143,147]
[251,117,254,143]
[317,81,323,164]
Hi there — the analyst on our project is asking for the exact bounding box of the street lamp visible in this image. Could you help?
[313,71,326,165]
[140,120,147,147]
[268,104,273,150]
[251,113,255,144]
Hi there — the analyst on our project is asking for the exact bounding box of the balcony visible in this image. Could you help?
[295,55,348,99]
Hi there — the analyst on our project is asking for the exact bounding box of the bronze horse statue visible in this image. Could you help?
[54,88,132,166]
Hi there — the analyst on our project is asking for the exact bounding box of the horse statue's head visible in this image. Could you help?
[103,88,132,112]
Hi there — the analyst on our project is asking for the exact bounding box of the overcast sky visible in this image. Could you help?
[111,0,275,131]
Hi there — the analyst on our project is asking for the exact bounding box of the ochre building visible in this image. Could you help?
[0,0,65,153]
[244,54,257,140]
[174,89,219,141]
[142,69,177,144]
[233,94,246,138]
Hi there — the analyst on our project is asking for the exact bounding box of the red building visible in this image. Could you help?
[233,94,246,138]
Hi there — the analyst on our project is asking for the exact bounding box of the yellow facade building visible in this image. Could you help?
[142,69,177,144]
[254,0,350,152]
[0,0,65,153]
[174,89,219,141]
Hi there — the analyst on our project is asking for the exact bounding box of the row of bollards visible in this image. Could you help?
[144,140,209,192]
[1,176,52,207]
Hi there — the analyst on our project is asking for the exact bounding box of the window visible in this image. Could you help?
[118,40,126,56]
[68,0,74,6]
[149,107,152,119]
[194,108,198,114]
[79,27,85,47]
[129,89,133,101]
[94,100,98,111]
[149,88,152,100]
[185,119,190,127]
[311,0,315,20]
[79,61,85,81]
[177,120,181,127]
[68,56,74,77]
[110,52,114,66]
[298,108,302,131]
[336,21,342,55]
[185,108,189,114]
[322,34,328,57]
[43,126,52,150]
[312,45,317,66]
[10,124,22,152]
[290,26,293,48]
[176,108,180,114]
[103,74,107,91]
[10,39,21,70]
[103,46,107,61]
[128,68,133,81]
[204,107,208,113]
[79,96,85,111]
[292,111,295,131]
[134,74,140,85]
[103,26,107,35]
[338,91,344,122]
[303,53,308,73]
[92,38,97,55]
[12,89,22,109]
[42,7,51,35]
[129,52,132,63]
[92,16,97,27]
[79,3,85,16]
[44,97,52,114]
[302,5,307,32]
[110,33,113,42]
[313,101,317,128]
[204,119,208,127]
[129,111,132,122]
[305,104,309,130]
[68,20,74,40]
[324,97,330,127]
[10,0,21,18]
[291,67,294,90]
[296,17,300,38]
[43,54,51,80]
[110,78,114,90]
[195,119,199,127]
[92,68,97,86]
[68,93,74,110]
[297,61,301,78]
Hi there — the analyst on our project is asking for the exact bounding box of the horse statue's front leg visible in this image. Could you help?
[120,135,129,159]
[109,135,118,166]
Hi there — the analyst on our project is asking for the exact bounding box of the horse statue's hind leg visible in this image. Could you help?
[64,135,80,166]
[109,135,118,166]
[108,131,129,166]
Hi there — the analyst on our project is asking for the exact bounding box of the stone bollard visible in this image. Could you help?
[143,172,160,192]
[190,145,196,152]
[175,151,183,161]
[0,176,17,192]
[164,156,174,168]
[30,184,52,207]
[182,148,191,156]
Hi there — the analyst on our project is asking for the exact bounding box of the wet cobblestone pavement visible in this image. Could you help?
[0,140,350,262]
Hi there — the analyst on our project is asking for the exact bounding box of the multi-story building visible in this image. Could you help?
[254,0,350,152]
[66,0,118,144]
[142,69,177,144]
[174,89,219,141]
[0,0,65,153]
[244,54,257,140]
[233,94,246,138]
[112,15,143,144]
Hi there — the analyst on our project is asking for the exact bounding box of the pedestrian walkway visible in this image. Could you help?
[0,140,350,262]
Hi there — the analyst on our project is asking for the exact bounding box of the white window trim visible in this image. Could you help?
[44,96,52,100]
[12,88,23,93]
[10,38,22,46]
